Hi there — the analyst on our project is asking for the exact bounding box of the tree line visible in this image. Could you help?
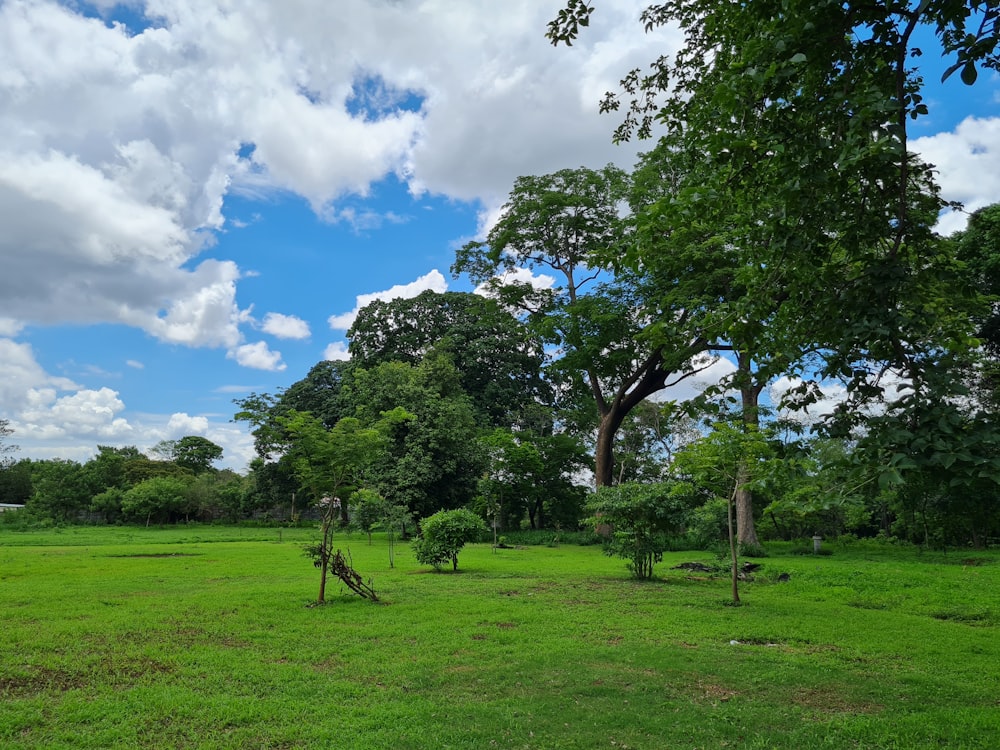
[3,0,1000,557]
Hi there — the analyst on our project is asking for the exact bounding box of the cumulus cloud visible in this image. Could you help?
[324,341,351,361]
[0,1,672,341]
[0,318,24,337]
[0,336,255,471]
[229,341,286,371]
[328,269,449,330]
[261,312,311,340]
[0,338,133,448]
[913,116,1000,234]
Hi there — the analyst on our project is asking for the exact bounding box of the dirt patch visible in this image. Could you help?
[108,553,201,558]
[792,686,883,714]
[930,609,994,625]
[0,667,88,697]
[695,680,739,703]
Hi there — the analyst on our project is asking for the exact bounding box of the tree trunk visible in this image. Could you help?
[727,481,741,605]
[735,478,760,548]
[735,357,763,548]
[318,552,328,603]
[595,409,627,488]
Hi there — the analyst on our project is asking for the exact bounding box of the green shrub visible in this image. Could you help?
[412,508,488,571]
[587,482,694,579]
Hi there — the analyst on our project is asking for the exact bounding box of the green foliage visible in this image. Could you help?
[349,354,485,518]
[587,482,694,579]
[348,290,548,429]
[454,164,709,487]
[121,476,192,525]
[25,459,93,523]
[412,508,488,571]
[478,428,588,530]
[350,488,385,545]
[171,436,224,474]
[0,459,32,506]
[89,488,124,524]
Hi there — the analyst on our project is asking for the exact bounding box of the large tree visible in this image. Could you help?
[550,3,996,540]
[348,290,548,429]
[347,350,486,518]
[454,165,709,487]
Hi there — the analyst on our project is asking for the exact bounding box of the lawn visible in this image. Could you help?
[1,526,997,749]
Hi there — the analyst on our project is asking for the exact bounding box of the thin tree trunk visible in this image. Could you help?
[728,480,741,605]
[735,356,764,548]
[318,552,328,603]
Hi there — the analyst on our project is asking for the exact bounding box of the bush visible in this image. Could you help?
[587,482,694,579]
[412,508,488,571]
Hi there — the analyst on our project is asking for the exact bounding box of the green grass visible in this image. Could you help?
[1,527,998,749]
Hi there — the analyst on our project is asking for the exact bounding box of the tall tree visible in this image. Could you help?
[172,436,224,474]
[454,165,708,487]
[551,4,996,546]
[348,290,548,429]
[348,350,486,518]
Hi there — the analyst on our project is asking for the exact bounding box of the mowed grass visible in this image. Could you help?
[1,527,998,749]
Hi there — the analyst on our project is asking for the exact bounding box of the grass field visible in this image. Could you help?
[1,526,997,749]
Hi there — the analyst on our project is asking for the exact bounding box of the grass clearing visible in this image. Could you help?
[1,527,998,748]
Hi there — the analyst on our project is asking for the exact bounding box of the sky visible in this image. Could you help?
[0,0,997,472]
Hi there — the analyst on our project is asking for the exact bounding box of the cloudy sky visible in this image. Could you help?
[0,0,997,471]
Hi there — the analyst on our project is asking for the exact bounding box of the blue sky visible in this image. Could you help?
[0,1,997,471]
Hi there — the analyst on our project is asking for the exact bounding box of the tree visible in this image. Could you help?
[0,419,17,469]
[348,290,548,429]
[121,476,192,526]
[549,1,990,409]
[350,488,384,546]
[280,410,393,603]
[0,458,32,506]
[674,424,780,602]
[25,459,94,522]
[172,436,224,474]
[454,166,709,487]
[550,5,998,555]
[586,482,693,579]
[148,436,223,474]
[348,351,486,518]
[412,508,488,571]
[478,428,589,531]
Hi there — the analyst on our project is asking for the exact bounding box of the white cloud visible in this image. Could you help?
[474,266,557,297]
[913,116,1000,234]
[0,318,24,337]
[229,341,286,371]
[0,336,255,471]
[0,1,672,344]
[261,312,311,340]
[126,359,145,369]
[324,341,351,361]
[653,355,739,404]
[0,338,134,444]
[328,269,448,330]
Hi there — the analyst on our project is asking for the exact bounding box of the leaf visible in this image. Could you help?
[960,61,978,86]
[789,53,807,64]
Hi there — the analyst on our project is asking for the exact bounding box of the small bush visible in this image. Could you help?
[413,508,488,571]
